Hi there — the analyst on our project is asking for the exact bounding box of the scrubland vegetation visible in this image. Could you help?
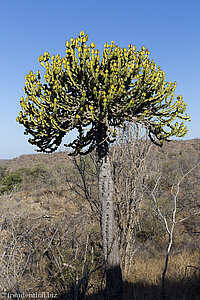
[0,136,199,299]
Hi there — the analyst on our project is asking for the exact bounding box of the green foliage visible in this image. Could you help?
[23,164,49,181]
[0,165,49,193]
[0,170,22,193]
[17,31,190,154]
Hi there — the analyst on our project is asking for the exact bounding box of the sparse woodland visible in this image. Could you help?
[0,134,199,299]
[16,31,192,300]
[11,31,195,299]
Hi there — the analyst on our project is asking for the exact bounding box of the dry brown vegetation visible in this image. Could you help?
[0,138,199,299]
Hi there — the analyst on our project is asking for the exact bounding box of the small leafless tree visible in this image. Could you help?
[150,161,200,300]
[71,124,153,277]
[70,153,99,216]
[109,124,152,276]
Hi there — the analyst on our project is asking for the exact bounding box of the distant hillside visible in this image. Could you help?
[0,139,199,171]
[0,151,73,172]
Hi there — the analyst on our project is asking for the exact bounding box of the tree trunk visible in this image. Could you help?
[96,123,123,300]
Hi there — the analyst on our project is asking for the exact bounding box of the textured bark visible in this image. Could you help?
[96,123,123,300]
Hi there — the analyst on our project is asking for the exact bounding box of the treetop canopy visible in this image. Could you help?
[17,31,190,155]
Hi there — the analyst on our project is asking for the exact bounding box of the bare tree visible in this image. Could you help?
[71,124,153,277]
[109,124,153,276]
[150,161,200,300]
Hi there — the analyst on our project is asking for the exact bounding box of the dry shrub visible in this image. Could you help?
[0,190,104,299]
[0,139,199,299]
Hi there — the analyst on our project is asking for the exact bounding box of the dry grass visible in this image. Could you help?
[0,140,199,299]
[85,251,200,300]
[123,251,200,299]
[0,188,199,299]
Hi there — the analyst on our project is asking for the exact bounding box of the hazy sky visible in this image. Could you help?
[0,0,199,159]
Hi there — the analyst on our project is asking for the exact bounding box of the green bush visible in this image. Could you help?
[0,165,50,193]
[22,164,49,183]
[0,171,22,193]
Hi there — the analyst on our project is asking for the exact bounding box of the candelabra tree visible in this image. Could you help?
[17,31,190,300]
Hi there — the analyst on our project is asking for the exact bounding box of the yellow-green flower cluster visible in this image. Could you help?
[17,31,190,153]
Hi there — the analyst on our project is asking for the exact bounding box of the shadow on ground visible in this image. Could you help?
[56,276,200,300]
